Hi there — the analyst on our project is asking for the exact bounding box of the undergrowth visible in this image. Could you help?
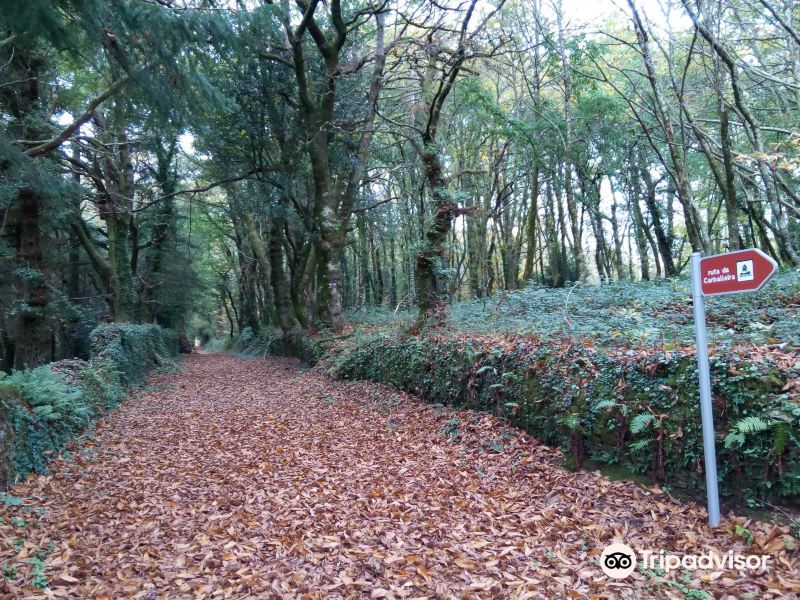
[336,270,800,506]
[333,333,800,504]
[0,324,173,487]
[351,269,800,349]
[230,327,322,365]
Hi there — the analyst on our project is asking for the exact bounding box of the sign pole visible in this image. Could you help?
[690,252,721,527]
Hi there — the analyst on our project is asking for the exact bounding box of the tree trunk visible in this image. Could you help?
[682,0,798,264]
[720,109,743,249]
[12,188,51,369]
[241,211,275,326]
[641,162,677,277]
[628,167,651,281]
[106,211,136,322]
[522,165,540,281]
[356,214,372,304]
[608,176,625,280]
[416,146,457,315]
[370,222,385,305]
[628,0,706,253]
[388,236,398,307]
[556,1,582,280]
[269,219,297,330]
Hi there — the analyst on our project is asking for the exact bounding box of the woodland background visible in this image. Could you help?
[1,0,800,505]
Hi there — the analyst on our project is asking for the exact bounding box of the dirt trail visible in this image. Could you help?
[0,354,797,599]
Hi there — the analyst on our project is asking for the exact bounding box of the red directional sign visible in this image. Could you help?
[699,248,778,296]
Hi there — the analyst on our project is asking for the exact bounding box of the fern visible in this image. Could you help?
[593,399,619,411]
[32,405,58,421]
[630,412,654,434]
[725,416,793,458]
[4,367,87,426]
[733,416,771,434]
[772,422,790,456]
[629,438,653,453]
[724,431,746,449]
[558,412,580,432]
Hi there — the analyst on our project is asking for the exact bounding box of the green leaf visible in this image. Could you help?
[630,412,654,434]
[724,431,745,449]
[735,525,754,546]
[593,399,619,411]
[772,422,790,456]
[628,438,652,453]
[0,493,22,507]
[732,416,770,434]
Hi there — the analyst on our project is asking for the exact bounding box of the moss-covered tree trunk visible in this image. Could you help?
[269,219,297,330]
[416,145,461,316]
[4,53,51,368]
[12,188,52,369]
[92,105,138,323]
[288,239,313,329]
[522,165,539,282]
[241,211,276,327]
[279,5,385,330]
[105,212,136,322]
[719,108,743,250]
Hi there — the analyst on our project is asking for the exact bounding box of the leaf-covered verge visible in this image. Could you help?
[0,324,173,488]
[332,333,799,506]
[331,273,800,508]
[0,354,796,598]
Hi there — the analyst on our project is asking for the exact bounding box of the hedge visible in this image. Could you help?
[333,333,800,505]
[0,324,173,488]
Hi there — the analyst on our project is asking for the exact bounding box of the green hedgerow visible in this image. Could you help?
[333,334,800,502]
[0,324,174,487]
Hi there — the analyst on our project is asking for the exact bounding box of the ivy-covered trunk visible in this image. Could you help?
[12,188,52,368]
[106,211,136,323]
[95,105,138,323]
[416,145,458,317]
[269,219,297,330]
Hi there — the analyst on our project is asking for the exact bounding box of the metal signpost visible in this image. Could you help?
[690,248,778,527]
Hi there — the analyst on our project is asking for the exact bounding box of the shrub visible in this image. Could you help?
[90,324,173,386]
[231,327,322,365]
[0,324,173,488]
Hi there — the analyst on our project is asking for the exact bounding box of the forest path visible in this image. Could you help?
[0,354,797,599]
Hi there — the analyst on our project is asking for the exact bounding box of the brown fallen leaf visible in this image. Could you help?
[0,354,794,599]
